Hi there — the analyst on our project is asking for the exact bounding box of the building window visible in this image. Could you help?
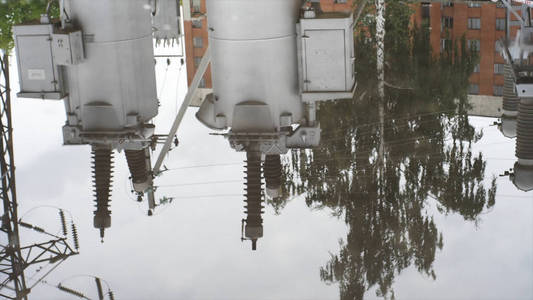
[474,64,480,73]
[494,63,504,74]
[468,39,480,51]
[192,0,201,13]
[443,2,454,7]
[193,37,203,48]
[441,39,452,52]
[194,57,201,68]
[496,18,505,31]
[199,77,206,88]
[421,4,430,20]
[469,84,480,95]
[192,19,202,29]
[467,2,482,7]
[495,41,502,52]
[335,0,347,3]
[468,18,481,30]
[493,85,504,96]
[441,16,454,30]
[495,41,504,57]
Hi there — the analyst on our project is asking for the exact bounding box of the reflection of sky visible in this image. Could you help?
[378,117,533,300]
[6,48,533,299]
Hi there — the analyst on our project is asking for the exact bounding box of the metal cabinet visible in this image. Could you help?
[51,31,84,66]
[14,24,65,100]
[14,23,84,100]
[303,29,347,92]
[298,12,355,102]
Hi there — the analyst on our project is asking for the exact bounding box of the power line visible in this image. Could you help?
[161,194,243,200]
[164,162,243,171]
[495,194,533,199]
[158,179,242,188]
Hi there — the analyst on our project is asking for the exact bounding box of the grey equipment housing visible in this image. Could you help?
[197,3,356,155]
[13,21,84,100]
[298,11,356,103]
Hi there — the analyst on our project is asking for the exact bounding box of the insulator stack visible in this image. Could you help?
[125,149,150,193]
[503,64,520,112]
[71,222,80,250]
[18,221,33,229]
[19,221,45,233]
[501,64,519,138]
[92,148,113,240]
[95,277,104,300]
[33,225,45,233]
[59,210,67,236]
[57,284,85,298]
[516,99,533,160]
[513,98,533,191]
[264,154,282,199]
[108,290,115,300]
[243,151,264,250]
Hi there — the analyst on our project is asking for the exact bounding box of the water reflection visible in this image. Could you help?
[2,0,531,299]
[273,3,499,298]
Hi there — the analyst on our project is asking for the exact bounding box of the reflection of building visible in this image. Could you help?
[413,2,527,97]
[417,1,532,192]
[182,0,354,105]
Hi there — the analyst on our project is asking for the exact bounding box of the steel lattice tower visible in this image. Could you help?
[0,53,78,300]
[0,53,28,300]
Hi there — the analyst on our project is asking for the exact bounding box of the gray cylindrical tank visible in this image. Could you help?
[206,0,303,130]
[63,0,158,131]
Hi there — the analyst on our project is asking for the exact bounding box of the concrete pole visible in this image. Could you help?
[153,46,211,175]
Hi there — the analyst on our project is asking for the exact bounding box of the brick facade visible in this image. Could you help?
[414,3,525,96]
[183,0,212,89]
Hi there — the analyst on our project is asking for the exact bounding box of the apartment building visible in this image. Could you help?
[182,0,353,105]
[182,0,211,105]
[413,2,525,97]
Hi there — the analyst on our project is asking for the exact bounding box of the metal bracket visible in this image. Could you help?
[153,46,211,175]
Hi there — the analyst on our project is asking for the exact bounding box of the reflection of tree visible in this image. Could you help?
[433,141,497,221]
[274,4,496,300]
